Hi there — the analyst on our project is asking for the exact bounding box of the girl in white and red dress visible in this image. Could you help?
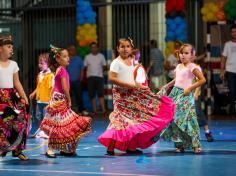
[132,49,148,87]
[40,45,92,158]
[98,38,175,155]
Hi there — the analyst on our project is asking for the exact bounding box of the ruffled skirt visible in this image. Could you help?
[98,87,175,151]
[161,87,201,149]
[40,92,92,152]
[0,88,30,155]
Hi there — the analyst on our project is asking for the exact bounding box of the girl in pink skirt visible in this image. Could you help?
[98,38,175,155]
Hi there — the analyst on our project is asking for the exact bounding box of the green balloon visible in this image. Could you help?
[230,9,236,17]
[224,3,230,12]
[226,13,232,20]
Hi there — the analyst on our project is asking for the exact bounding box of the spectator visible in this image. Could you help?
[164,41,182,82]
[67,45,88,115]
[220,24,236,115]
[84,42,107,114]
[147,39,165,92]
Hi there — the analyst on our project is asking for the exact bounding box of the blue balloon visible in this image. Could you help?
[87,18,96,24]
[84,11,92,18]
[168,23,176,32]
[167,31,175,39]
[174,16,183,25]
[177,35,187,42]
[78,18,85,25]
[166,19,173,26]
[78,5,87,12]
[91,11,97,18]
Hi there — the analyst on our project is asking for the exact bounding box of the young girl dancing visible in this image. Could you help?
[98,38,175,155]
[0,35,30,160]
[29,53,54,138]
[40,45,92,158]
[162,44,206,154]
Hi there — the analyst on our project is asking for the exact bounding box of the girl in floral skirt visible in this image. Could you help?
[98,38,175,155]
[161,44,206,154]
[40,45,92,158]
[0,35,30,161]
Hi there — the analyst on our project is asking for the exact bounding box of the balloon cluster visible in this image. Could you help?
[201,0,229,22]
[165,0,187,57]
[165,41,175,57]
[76,0,97,58]
[165,17,187,42]
[76,0,96,25]
[224,0,236,21]
[166,0,185,14]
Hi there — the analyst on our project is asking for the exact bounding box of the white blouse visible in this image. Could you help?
[0,60,19,88]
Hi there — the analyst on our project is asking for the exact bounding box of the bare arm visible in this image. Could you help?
[29,89,37,101]
[184,68,206,95]
[220,55,227,80]
[13,72,28,104]
[61,77,71,107]
[162,78,176,90]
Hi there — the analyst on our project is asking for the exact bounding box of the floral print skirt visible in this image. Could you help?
[0,88,30,156]
[161,87,201,149]
[98,87,175,151]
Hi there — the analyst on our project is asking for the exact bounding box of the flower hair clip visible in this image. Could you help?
[50,44,61,59]
[127,37,134,48]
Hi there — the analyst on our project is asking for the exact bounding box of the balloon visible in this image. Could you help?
[166,41,174,49]
[206,12,215,21]
[216,11,225,21]
[203,16,208,22]
[201,7,207,14]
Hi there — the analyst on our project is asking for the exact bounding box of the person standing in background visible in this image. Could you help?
[220,24,236,115]
[84,42,107,115]
[67,45,88,115]
[147,39,165,92]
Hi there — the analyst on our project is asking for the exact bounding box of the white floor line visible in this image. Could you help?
[0,169,159,176]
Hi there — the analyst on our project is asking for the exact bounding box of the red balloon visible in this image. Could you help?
[216,11,225,21]
[175,0,185,11]
[166,0,177,13]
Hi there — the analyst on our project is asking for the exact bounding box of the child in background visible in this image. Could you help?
[132,49,148,87]
[193,63,214,142]
[29,53,54,138]
[0,35,30,161]
[162,44,206,154]
[40,45,92,158]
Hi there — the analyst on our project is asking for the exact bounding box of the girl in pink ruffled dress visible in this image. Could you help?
[40,45,92,158]
[98,38,175,155]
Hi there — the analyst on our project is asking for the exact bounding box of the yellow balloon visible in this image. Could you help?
[211,5,219,13]
[166,41,174,49]
[201,7,208,14]
[203,15,208,22]
[206,13,214,21]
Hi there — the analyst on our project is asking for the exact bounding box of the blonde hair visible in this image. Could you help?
[179,43,196,56]
[38,53,49,63]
